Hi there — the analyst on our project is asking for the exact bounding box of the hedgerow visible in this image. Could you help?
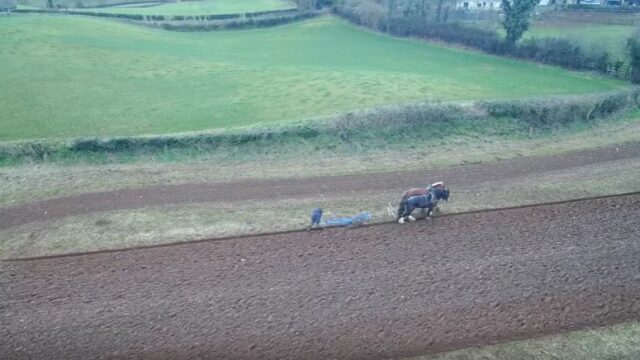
[159,12,318,31]
[333,4,635,80]
[1,89,637,164]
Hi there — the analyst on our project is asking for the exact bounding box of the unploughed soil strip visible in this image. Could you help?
[5,190,640,261]
[1,142,639,231]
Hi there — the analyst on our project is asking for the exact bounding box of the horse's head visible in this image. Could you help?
[432,187,450,202]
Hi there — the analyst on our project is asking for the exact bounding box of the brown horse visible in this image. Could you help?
[396,182,447,220]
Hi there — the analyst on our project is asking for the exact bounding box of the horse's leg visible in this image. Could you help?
[398,204,415,223]
[398,208,408,223]
[407,206,416,221]
[398,203,406,223]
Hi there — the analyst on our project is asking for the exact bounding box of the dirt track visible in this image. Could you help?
[2,194,639,359]
[1,142,639,230]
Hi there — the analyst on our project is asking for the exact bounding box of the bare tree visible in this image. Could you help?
[386,0,396,32]
[296,0,316,11]
[435,0,444,22]
[420,0,427,19]
[355,0,386,29]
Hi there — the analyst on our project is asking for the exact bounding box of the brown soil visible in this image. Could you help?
[2,194,639,360]
[1,142,639,231]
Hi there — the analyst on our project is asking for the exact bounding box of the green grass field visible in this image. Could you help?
[15,5,40,10]
[0,15,626,141]
[74,0,295,16]
[411,321,640,360]
[473,20,637,62]
[526,23,635,62]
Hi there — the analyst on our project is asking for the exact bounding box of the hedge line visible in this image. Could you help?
[334,6,635,80]
[159,12,319,31]
[149,8,297,21]
[15,8,145,20]
[566,4,640,12]
[14,7,298,22]
[1,89,638,163]
[479,89,640,126]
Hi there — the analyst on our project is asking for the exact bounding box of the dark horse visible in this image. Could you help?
[397,182,450,223]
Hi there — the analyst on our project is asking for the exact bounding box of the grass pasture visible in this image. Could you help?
[502,22,639,63]
[411,321,640,360]
[73,0,295,16]
[472,19,638,63]
[526,23,636,62]
[0,15,627,141]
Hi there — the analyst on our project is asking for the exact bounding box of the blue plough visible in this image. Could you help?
[321,212,372,228]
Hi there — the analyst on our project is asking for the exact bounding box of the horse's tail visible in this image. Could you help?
[396,201,405,219]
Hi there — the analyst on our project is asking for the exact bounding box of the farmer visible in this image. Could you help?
[309,208,323,230]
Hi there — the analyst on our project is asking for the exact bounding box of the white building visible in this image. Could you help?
[455,0,553,10]
[0,0,16,13]
[456,0,502,10]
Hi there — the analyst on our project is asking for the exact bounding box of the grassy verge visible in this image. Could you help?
[406,321,640,360]
[1,109,639,208]
[2,155,639,258]
[0,16,626,141]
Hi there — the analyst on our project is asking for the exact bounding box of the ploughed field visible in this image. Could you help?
[2,194,639,359]
[70,0,295,16]
[0,16,626,141]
